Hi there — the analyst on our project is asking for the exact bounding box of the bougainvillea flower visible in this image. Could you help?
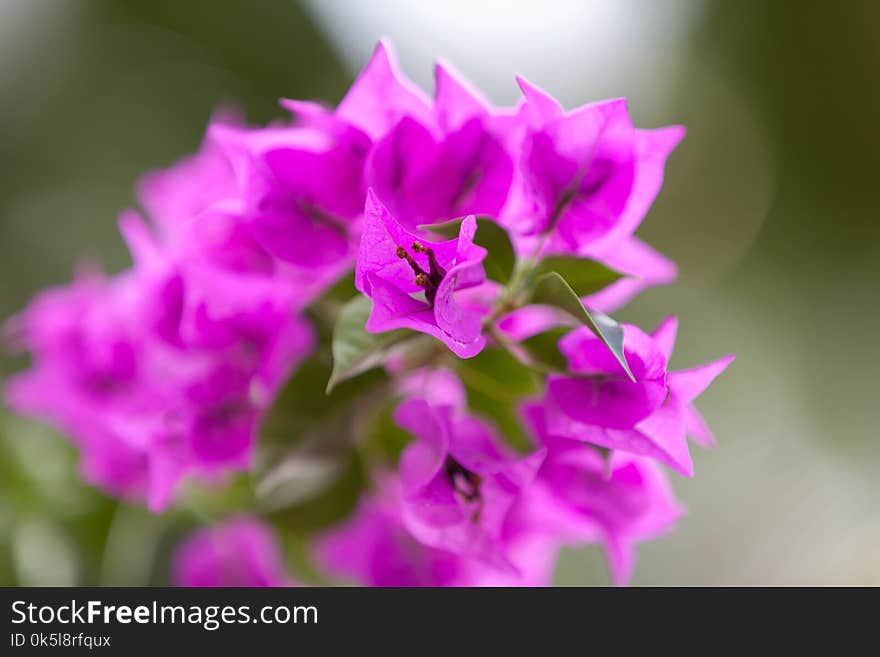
[501,76,684,258]
[286,45,516,234]
[366,115,514,232]
[137,110,244,245]
[521,401,684,586]
[365,61,515,231]
[3,269,153,501]
[139,117,353,307]
[228,124,368,272]
[172,517,293,587]
[316,480,477,587]
[334,40,433,141]
[280,40,430,148]
[650,316,733,448]
[393,375,545,570]
[317,477,559,586]
[123,214,315,504]
[356,190,489,358]
[4,210,315,511]
[396,366,468,410]
[548,323,670,429]
[543,317,734,476]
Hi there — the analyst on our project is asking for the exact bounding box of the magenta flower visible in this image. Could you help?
[317,477,559,587]
[137,110,247,252]
[494,77,683,308]
[172,517,293,587]
[503,77,684,254]
[542,316,734,476]
[4,211,315,511]
[123,214,315,507]
[393,370,545,570]
[326,39,433,142]
[2,37,722,588]
[316,479,475,587]
[287,42,516,234]
[139,116,351,305]
[239,127,367,271]
[521,401,684,586]
[365,61,515,231]
[355,190,489,358]
[4,269,153,500]
[366,116,513,232]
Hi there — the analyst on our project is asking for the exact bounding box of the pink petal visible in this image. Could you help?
[684,404,716,448]
[337,40,432,140]
[434,61,490,131]
[515,75,564,122]
[668,354,735,404]
[589,125,686,253]
[650,315,679,362]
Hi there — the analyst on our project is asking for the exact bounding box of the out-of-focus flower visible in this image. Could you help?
[2,36,722,589]
[393,369,545,570]
[356,190,488,358]
[172,517,293,587]
[316,476,559,586]
[499,78,684,310]
[541,317,734,476]
[4,210,315,511]
[287,42,517,234]
[365,60,515,230]
[234,125,368,273]
[316,479,477,587]
[4,268,153,501]
[521,401,684,586]
[140,114,357,304]
[503,77,684,254]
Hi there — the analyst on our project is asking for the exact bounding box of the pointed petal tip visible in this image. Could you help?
[669,353,735,404]
[666,123,687,144]
[515,75,563,116]
[117,210,154,265]
[433,58,455,83]
[670,456,695,479]
[651,315,679,361]
[653,314,679,336]
[117,208,141,235]
[364,187,383,215]
[278,97,325,116]
[514,74,542,98]
[434,59,488,97]
[367,38,394,68]
[714,353,736,372]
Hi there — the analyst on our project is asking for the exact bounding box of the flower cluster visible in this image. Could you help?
[3,41,732,586]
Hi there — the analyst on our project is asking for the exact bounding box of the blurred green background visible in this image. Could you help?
[0,0,877,585]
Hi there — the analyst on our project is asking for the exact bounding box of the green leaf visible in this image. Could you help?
[455,348,540,452]
[259,349,386,450]
[420,216,516,284]
[326,296,411,393]
[265,451,366,533]
[529,271,634,381]
[255,355,385,528]
[533,256,623,297]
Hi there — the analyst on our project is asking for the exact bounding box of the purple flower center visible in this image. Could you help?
[396,242,448,305]
[443,455,482,504]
